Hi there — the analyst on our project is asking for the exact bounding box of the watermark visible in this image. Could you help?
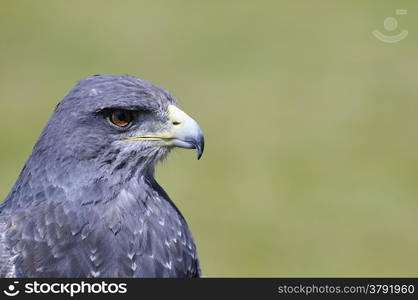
[3,281,20,297]
[372,9,408,43]
[278,283,415,296]
[2,281,127,297]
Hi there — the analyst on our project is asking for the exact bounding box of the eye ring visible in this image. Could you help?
[108,110,133,128]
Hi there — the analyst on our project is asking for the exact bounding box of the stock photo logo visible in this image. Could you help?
[372,9,408,43]
[2,281,128,297]
[3,281,20,297]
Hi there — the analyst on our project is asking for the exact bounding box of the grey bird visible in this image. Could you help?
[0,75,204,277]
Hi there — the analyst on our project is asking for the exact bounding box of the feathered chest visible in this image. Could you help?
[1,178,200,277]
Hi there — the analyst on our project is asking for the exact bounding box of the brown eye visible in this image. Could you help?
[109,110,133,127]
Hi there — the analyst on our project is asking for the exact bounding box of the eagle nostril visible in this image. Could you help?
[172,121,181,126]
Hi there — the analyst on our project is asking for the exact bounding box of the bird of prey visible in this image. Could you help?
[0,75,204,277]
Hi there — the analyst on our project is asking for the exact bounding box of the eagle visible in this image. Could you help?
[0,75,204,277]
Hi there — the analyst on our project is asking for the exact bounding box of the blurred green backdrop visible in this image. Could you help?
[1,0,418,277]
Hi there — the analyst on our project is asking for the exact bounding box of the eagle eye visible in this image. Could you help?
[109,110,133,128]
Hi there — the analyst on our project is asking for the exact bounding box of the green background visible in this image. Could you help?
[1,1,417,277]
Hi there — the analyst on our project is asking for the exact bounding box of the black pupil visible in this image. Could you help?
[115,111,128,121]
[113,110,131,126]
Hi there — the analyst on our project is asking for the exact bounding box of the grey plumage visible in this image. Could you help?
[0,75,204,277]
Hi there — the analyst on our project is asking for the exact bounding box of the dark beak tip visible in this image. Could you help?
[196,136,204,160]
[197,148,204,159]
[196,145,203,160]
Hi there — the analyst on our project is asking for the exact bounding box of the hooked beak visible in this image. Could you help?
[124,105,205,159]
[166,105,205,159]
